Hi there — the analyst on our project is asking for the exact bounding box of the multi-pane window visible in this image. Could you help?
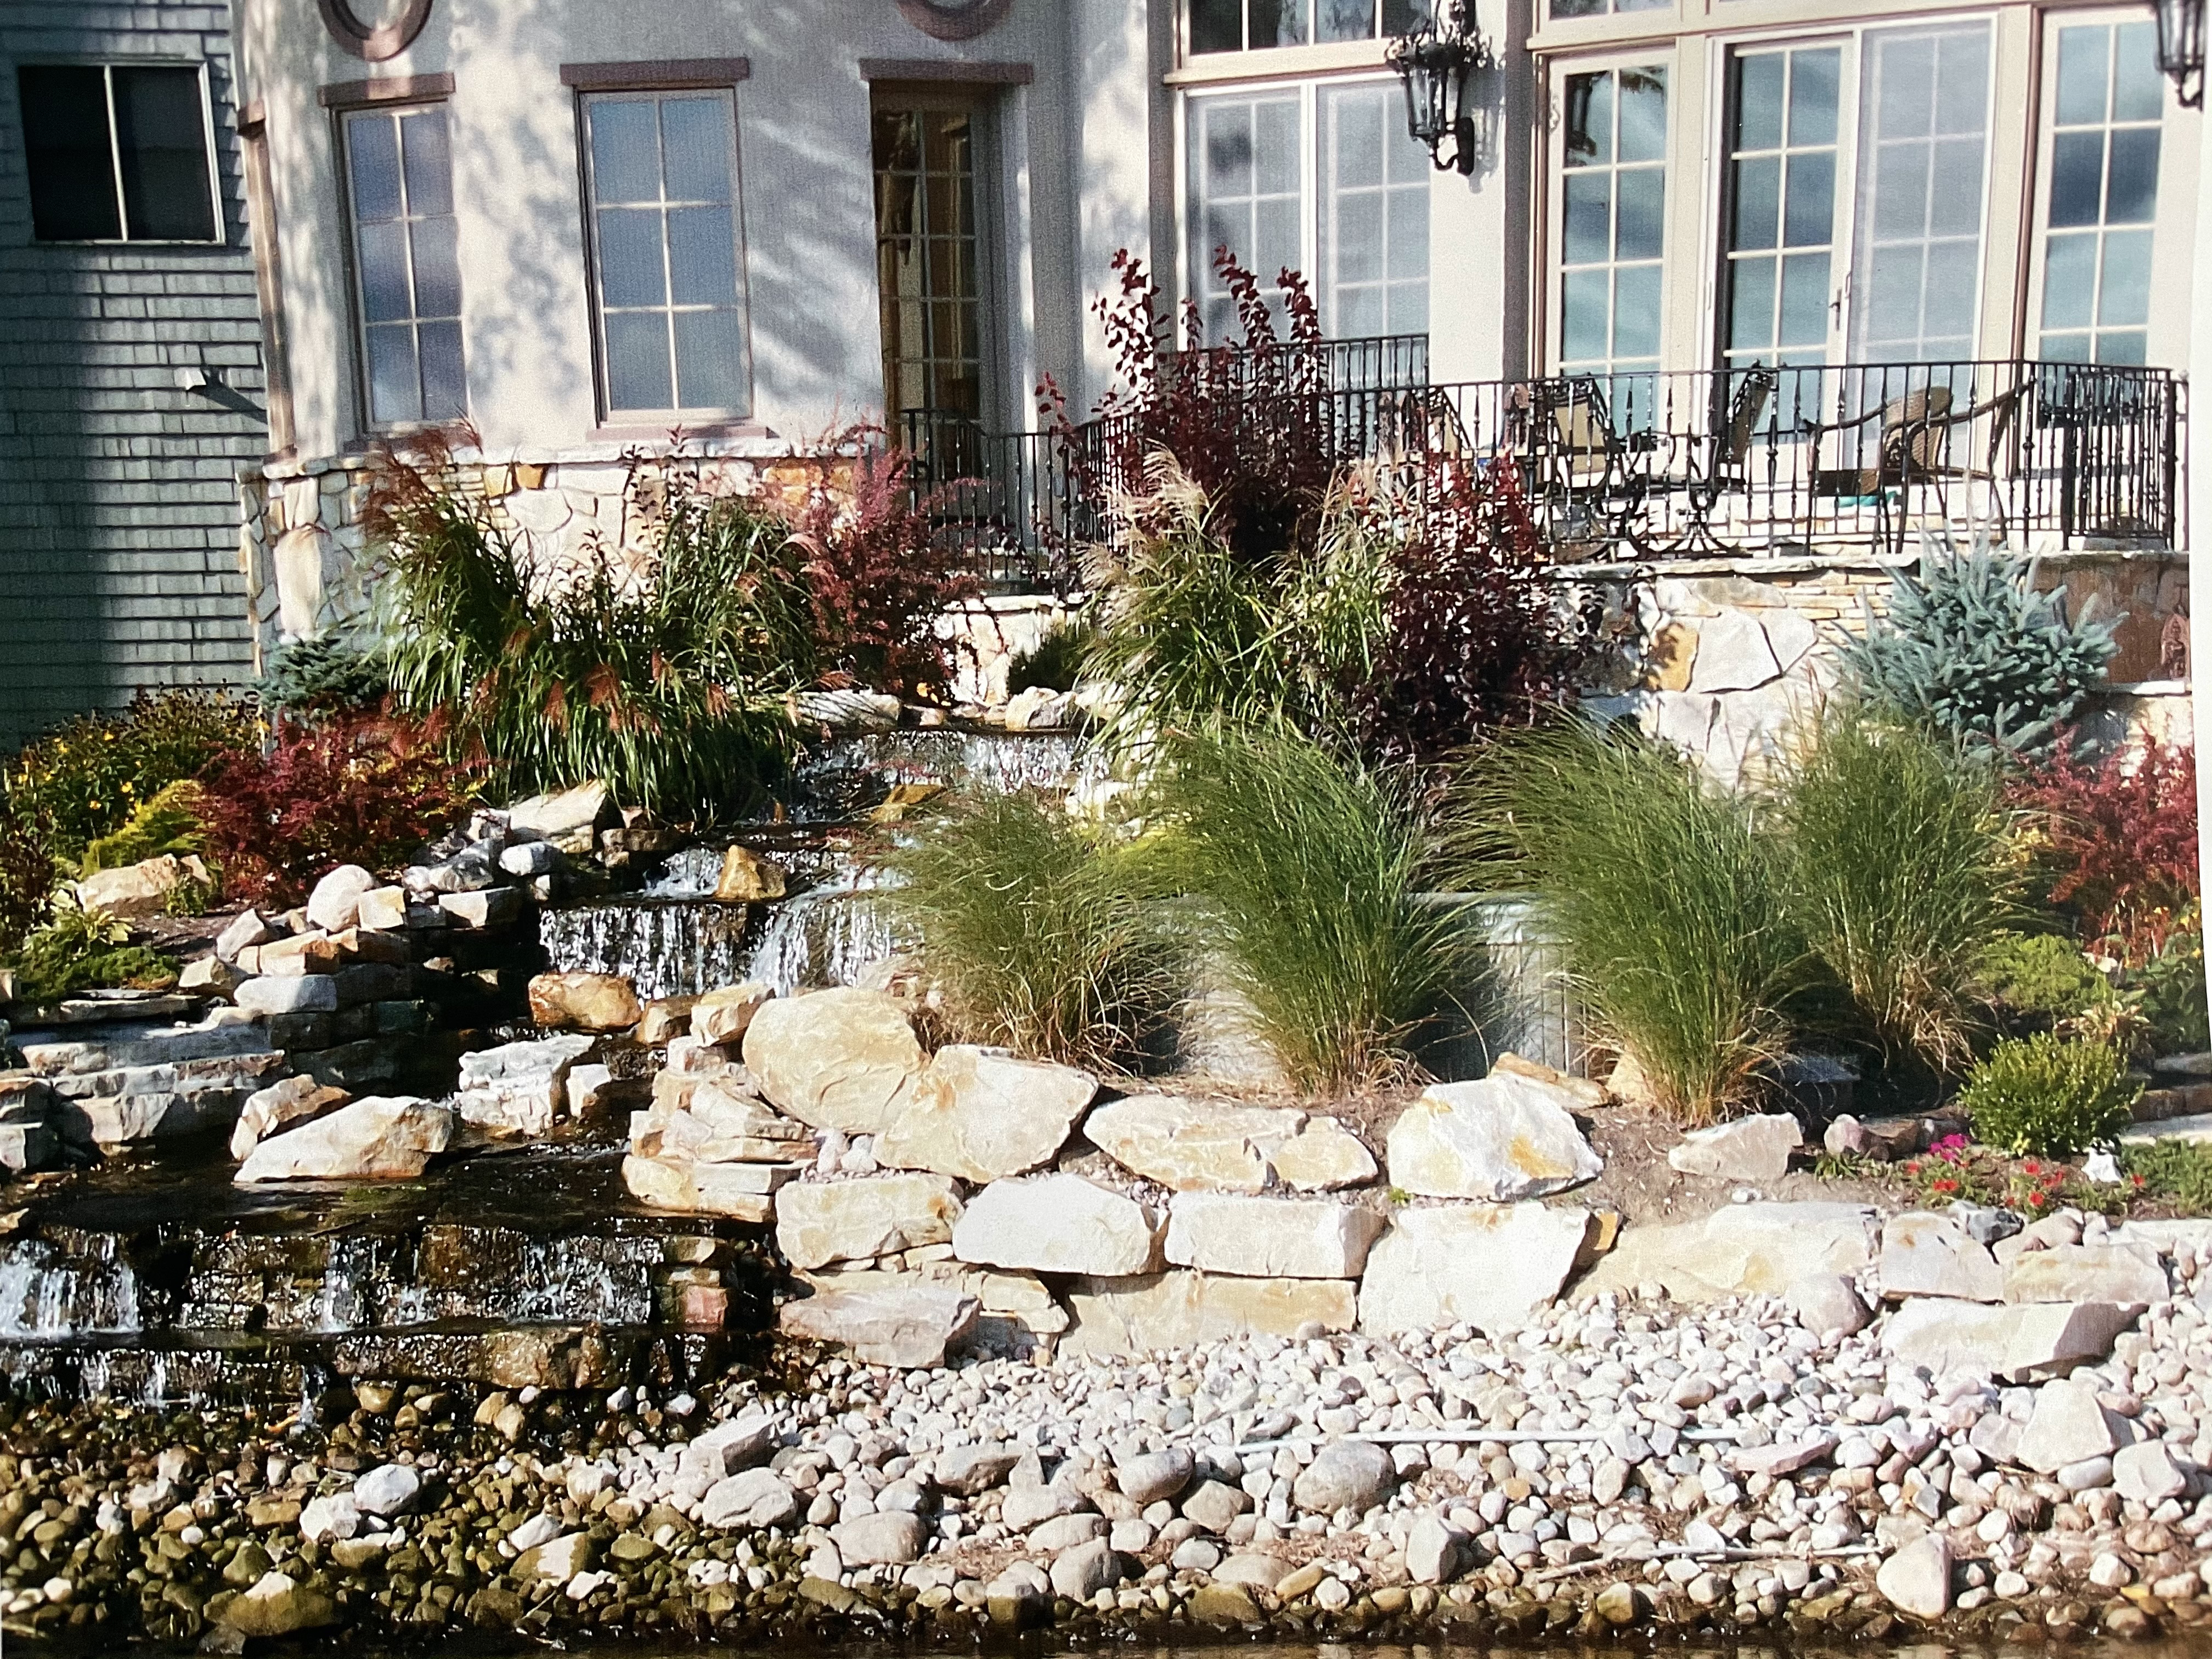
[583,91,750,417]
[15,64,217,242]
[343,105,465,426]
[1187,82,1430,340]
[1721,47,1839,373]
[1550,0,1668,22]
[2039,20,2162,364]
[1190,0,1429,53]
[1847,23,1991,363]
[874,101,987,425]
[1319,83,1429,335]
[1558,66,1667,375]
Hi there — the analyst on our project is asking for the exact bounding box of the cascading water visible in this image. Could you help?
[742,865,904,994]
[538,900,755,1001]
[0,1237,142,1340]
[788,728,1088,820]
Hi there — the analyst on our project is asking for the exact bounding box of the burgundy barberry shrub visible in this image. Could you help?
[2008,735,2198,961]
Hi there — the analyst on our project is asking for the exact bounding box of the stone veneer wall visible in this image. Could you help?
[1568,549,2192,781]
[0,0,267,747]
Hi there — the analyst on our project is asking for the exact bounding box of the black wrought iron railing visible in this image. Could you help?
[902,352,2182,585]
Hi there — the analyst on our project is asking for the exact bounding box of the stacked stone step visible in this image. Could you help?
[0,1075,60,1174]
[12,1011,284,1152]
[621,984,808,1224]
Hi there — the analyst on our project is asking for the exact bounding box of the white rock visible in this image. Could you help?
[1062,1272,1355,1356]
[306,865,379,933]
[509,782,613,840]
[299,1493,359,1544]
[875,1046,1096,1182]
[1359,1203,1593,1335]
[701,1469,798,1529]
[235,975,339,1017]
[2002,1243,2169,1306]
[351,1464,420,1517]
[1406,1511,1464,1583]
[1082,1094,1373,1192]
[777,1283,980,1369]
[1880,1211,2004,1302]
[1577,1202,1880,1301]
[235,1097,453,1182]
[2113,1440,2188,1505]
[1786,1272,1872,1338]
[2017,1378,2124,1474]
[1666,1114,1801,1181]
[1882,1299,2139,1384]
[1047,1537,1121,1600]
[1876,1531,1951,1618]
[741,988,925,1135]
[1384,1074,1601,1200]
[952,1173,1161,1276]
[691,982,774,1047]
[833,1511,928,1565]
[775,1173,963,1270]
[1164,1192,1385,1279]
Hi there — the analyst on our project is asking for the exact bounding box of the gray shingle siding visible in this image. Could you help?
[0,0,263,749]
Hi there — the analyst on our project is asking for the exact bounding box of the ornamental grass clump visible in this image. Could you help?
[1144,722,1469,1093]
[1449,720,1804,1125]
[373,435,812,816]
[879,791,1179,1071]
[1773,709,2020,1075]
[1957,1030,2139,1158]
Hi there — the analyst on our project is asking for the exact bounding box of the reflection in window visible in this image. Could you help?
[2040,21,2161,364]
[1187,91,1303,338]
[1722,47,1838,372]
[1319,83,1430,335]
[343,105,465,426]
[1189,0,1429,53]
[583,92,749,416]
[1558,66,1667,375]
[16,64,218,242]
[1550,0,1669,27]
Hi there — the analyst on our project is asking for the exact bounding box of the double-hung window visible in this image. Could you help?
[581,91,752,419]
[15,63,218,243]
[342,104,466,426]
[2035,19,2163,364]
[1184,79,1430,340]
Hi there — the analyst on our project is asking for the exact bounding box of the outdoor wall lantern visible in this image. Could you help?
[2156,0,2205,106]
[1389,1,1489,174]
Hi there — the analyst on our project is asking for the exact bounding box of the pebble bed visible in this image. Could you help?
[9,1273,2212,1649]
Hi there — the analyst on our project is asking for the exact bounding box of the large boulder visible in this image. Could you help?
[1384,1074,1601,1201]
[774,1173,964,1269]
[1880,1298,2141,1383]
[1164,1193,1385,1279]
[454,1034,597,1140]
[229,1075,350,1161]
[2002,1243,2169,1305]
[1666,1114,1802,1181]
[1576,1202,1881,1301]
[2017,1378,2125,1473]
[692,982,774,1046]
[1293,1440,1395,1515]
[235,1097,454,1182]
[509,781,615,843]
[713,845,788,902]
[741,989,925,1134]
[778,1283,979,1368]
[876,1046,1096,1182]
[1358,1203,1594,1335]
[1083,1094,1373,1192]
[1880,1212,2004,1302]
[306,864,380,933]
[526,972,642,1032]
[76,854,206,920]
[951,1173,1161,1276]
[1062,1271,1356,1357]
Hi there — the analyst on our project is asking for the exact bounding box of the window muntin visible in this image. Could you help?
[582,91,751,418]
[16,64,217,243]
[1721,46,1840,372]
[1846,22,1991,364]
[2038,20,2162,364]
[1191,1,1431,53]
[1186,80,1430,341]
[1557,65,1667,375]
[343,104,466,427]
[874,102,986,424]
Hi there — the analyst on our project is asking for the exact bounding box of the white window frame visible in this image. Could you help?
[2024,6,2183,367]
[18,60,223,246]
[336,98,468,434]
[1175,70,1428,340]
[578,86,755,424]
[1684,14,2003,375]
[1540,49,1677,376]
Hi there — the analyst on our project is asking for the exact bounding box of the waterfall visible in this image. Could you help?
[743,866,904,994]
[538,900,755,1001]
[787,728,1087,819]
[0,1238,142,1340]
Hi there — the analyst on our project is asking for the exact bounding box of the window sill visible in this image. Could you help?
[1167,39,1391,85]
[590,420,771,443]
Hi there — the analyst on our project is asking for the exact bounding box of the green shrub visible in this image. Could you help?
[79,780,206,876]
[1959,1031,2139,1156]
[1144,722,1470,1093]
[2122,1138,2212,1214]
[1448,720,1804,1125]
[1774,711,2018,1072]
[2,690,258,864]
[1007,614,1098,696]
[878,791,1179,1070]
[1980,932,2114,1025]
[1840,531,2117,761]
[8,898,176,1006]
[257,630,392,718]
[374,441,810,816]
[2124,933,2209,1054]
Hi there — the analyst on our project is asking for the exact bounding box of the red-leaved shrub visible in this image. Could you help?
[791,442,980,697]
[196,712,478,907]
[2009,735,2198,961]
[1045,249,1351,565]
[1354,460,1582,770]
